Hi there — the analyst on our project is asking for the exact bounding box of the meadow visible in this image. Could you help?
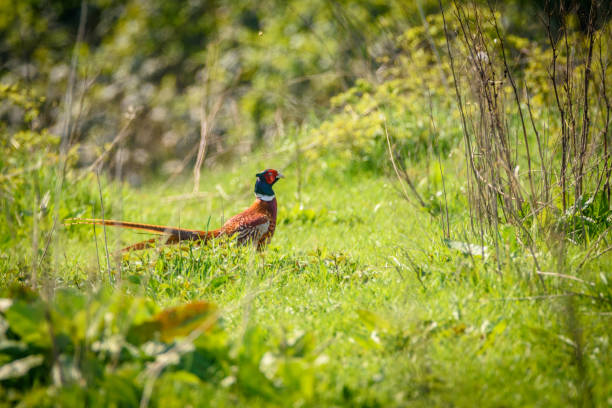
[1,1,611,406]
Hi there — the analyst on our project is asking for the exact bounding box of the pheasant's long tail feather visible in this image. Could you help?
[66,218,187,234]
[65,218,221,251]
[120,231,221,252]
[121,237,162,252]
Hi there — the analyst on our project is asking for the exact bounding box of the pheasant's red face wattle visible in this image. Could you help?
[262,169,283,184]
[264,171,276,184]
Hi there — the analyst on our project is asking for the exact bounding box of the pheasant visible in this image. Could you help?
[67,169,284,251]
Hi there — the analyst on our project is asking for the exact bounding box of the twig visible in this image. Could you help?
[426,88,451,239]
[576,0,596,199]
[96,170,113,284]
[31,172,40,290]
[193,90,225,193]
[536,271,594,286]
[487,0,538,214]
[92,205,102,282]
[576,224,612,270]
[440,0,481,238]
[39,0,88,279]
[161,142,200,188]
[383,117,428,208]
[81,116,135,178]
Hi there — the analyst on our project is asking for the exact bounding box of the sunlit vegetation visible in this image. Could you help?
[1,1,611,406]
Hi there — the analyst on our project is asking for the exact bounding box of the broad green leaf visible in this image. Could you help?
[127,300,218,345]
[4,300,49,347]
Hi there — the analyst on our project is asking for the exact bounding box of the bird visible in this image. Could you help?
[67,169,284,251]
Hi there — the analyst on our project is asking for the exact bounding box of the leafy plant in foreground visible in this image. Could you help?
[0,286,326,407]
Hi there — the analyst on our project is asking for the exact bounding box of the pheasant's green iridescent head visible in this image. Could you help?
[255,169,284,199]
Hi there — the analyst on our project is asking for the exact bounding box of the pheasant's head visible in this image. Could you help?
[255,169,284,200]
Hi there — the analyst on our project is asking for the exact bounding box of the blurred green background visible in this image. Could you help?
[4,0,601,182]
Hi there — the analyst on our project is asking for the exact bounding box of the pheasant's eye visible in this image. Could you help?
[264,171,276,184]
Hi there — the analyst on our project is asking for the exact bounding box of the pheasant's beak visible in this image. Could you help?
[276,172,285,179]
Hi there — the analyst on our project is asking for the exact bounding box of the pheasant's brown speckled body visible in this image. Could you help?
[220,195,277,249]
[66,169,284,251]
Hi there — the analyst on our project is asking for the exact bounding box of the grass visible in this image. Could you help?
[2,1,611,405]
[1,152,606,407]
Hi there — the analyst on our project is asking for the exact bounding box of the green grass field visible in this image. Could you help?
[2,152,609,407]
[1,1,612,405]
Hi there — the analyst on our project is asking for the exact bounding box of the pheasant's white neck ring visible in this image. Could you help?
[256,193,275,201]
